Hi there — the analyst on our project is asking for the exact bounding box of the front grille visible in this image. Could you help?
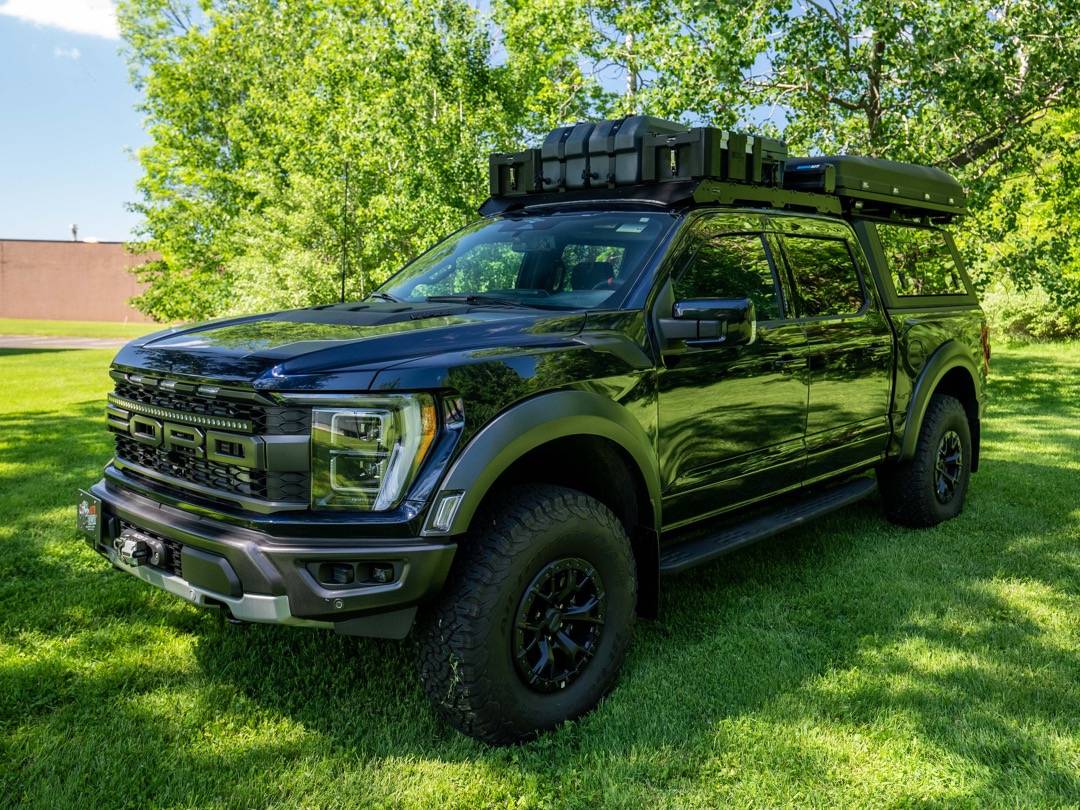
[116,435,272,499]
[113,381,309,435]
[110,374,310,510]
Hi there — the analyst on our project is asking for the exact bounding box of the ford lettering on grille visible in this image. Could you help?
[105,381,310,509]
[109,396,264,468]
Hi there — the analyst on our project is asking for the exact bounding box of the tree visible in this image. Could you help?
[957,109,1080,339]
[119,0,520,319]
[120,0,1080,324]
[119,0,267,320]
[748,1,1079,168]
[742,2,1080,320]
[494,0,1080,319]
[492,0,777,130]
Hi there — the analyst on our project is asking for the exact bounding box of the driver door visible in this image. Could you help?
[655,213,810,530]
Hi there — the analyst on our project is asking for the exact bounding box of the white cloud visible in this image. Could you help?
[54,46,82,59]
[0,0,119,40]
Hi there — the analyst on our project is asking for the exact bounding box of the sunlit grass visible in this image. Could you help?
[1,344,1078,808]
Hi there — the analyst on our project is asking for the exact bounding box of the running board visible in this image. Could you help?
[659,478,877,575]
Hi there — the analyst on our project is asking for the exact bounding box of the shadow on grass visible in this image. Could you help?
[0,401,113,575]
[169,450,1078,801]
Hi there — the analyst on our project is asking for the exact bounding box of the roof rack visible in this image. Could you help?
[480,178,841,216]
[483,118,964,223]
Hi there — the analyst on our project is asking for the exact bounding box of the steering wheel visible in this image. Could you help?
[550,258,568,293]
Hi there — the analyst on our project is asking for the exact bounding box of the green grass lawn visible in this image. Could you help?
[0,318,163,340]
[1,344,1078,809]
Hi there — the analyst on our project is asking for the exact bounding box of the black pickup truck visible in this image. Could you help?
[78,117,989,744]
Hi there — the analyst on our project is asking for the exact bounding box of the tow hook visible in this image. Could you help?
[115,536,149,566]
[114,531,165,568]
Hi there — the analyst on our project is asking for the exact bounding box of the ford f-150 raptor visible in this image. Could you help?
[78,116,989,744]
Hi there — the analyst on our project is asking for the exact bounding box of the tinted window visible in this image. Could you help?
[382,212,671,309]
[674,233,780,320]
[877,225,964,296]
[410,242,522,298]
[782,236,864,317]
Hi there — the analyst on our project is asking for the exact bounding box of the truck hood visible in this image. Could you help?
[112,302,588,389]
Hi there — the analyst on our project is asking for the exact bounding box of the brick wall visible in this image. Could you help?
[0,240,155,323]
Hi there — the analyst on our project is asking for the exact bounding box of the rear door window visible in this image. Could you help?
[780,235,866,317]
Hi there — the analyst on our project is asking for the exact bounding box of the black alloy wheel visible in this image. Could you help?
[878,393,972,528]
[513,557,607,692]
[934,429,964,504]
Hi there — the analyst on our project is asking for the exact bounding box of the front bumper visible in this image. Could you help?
[76,479,457,639]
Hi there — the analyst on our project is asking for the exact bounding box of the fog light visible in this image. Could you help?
[313,562,357,585]
[331,563,355,585]
[372,564,394,584]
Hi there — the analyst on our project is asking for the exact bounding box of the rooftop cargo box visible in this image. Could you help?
[784,156,965,220]
[488,149,543,197]
[541,122,598,191]
[488,117,791,200]
[585,116,688,187]
[642,129,787,186]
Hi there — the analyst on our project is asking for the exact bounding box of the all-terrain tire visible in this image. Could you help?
[878,394,972,528]
[413,484,637,745]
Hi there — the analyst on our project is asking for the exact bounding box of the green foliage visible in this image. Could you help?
[979,283,1080,342]
[753,0,1080,167]
[119,0,261,318]
[120,0,1080,329]
[492,0,773,129]
[959,110,1080,325]
[119,0,520,319]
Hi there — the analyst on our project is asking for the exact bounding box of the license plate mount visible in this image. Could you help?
[76,489,103,547]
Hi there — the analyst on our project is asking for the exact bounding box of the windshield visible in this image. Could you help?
[377,211,673,309]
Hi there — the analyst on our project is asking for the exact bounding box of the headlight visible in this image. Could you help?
[311,394,437,511]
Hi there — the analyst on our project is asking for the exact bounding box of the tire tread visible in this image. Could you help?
[878,394,971,528]
[413,484,636,745]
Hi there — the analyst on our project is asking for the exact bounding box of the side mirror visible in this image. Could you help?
[659,298,756,347]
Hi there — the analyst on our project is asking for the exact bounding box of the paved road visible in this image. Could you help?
[0,334,130,350]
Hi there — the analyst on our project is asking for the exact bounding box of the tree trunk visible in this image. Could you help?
[865,34,885,156]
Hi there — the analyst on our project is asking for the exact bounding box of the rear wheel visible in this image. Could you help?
[413,484,637,745]
[878,394,972,528]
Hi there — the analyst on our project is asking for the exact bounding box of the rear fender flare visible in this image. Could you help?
[421,390,661,538]
[899,340,980,462]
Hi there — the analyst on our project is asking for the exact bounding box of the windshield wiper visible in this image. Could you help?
[426,294,534,308]
[366,291,405,303]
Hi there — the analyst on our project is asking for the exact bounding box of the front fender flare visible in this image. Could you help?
[420,390,660,537]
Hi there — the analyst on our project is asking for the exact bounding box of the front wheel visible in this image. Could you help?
[878,393,972,528]
[413,485,637,745]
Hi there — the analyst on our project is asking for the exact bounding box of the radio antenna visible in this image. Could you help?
[340,161,349,303]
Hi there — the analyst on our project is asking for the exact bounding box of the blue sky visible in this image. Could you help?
[0,0,144,242]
